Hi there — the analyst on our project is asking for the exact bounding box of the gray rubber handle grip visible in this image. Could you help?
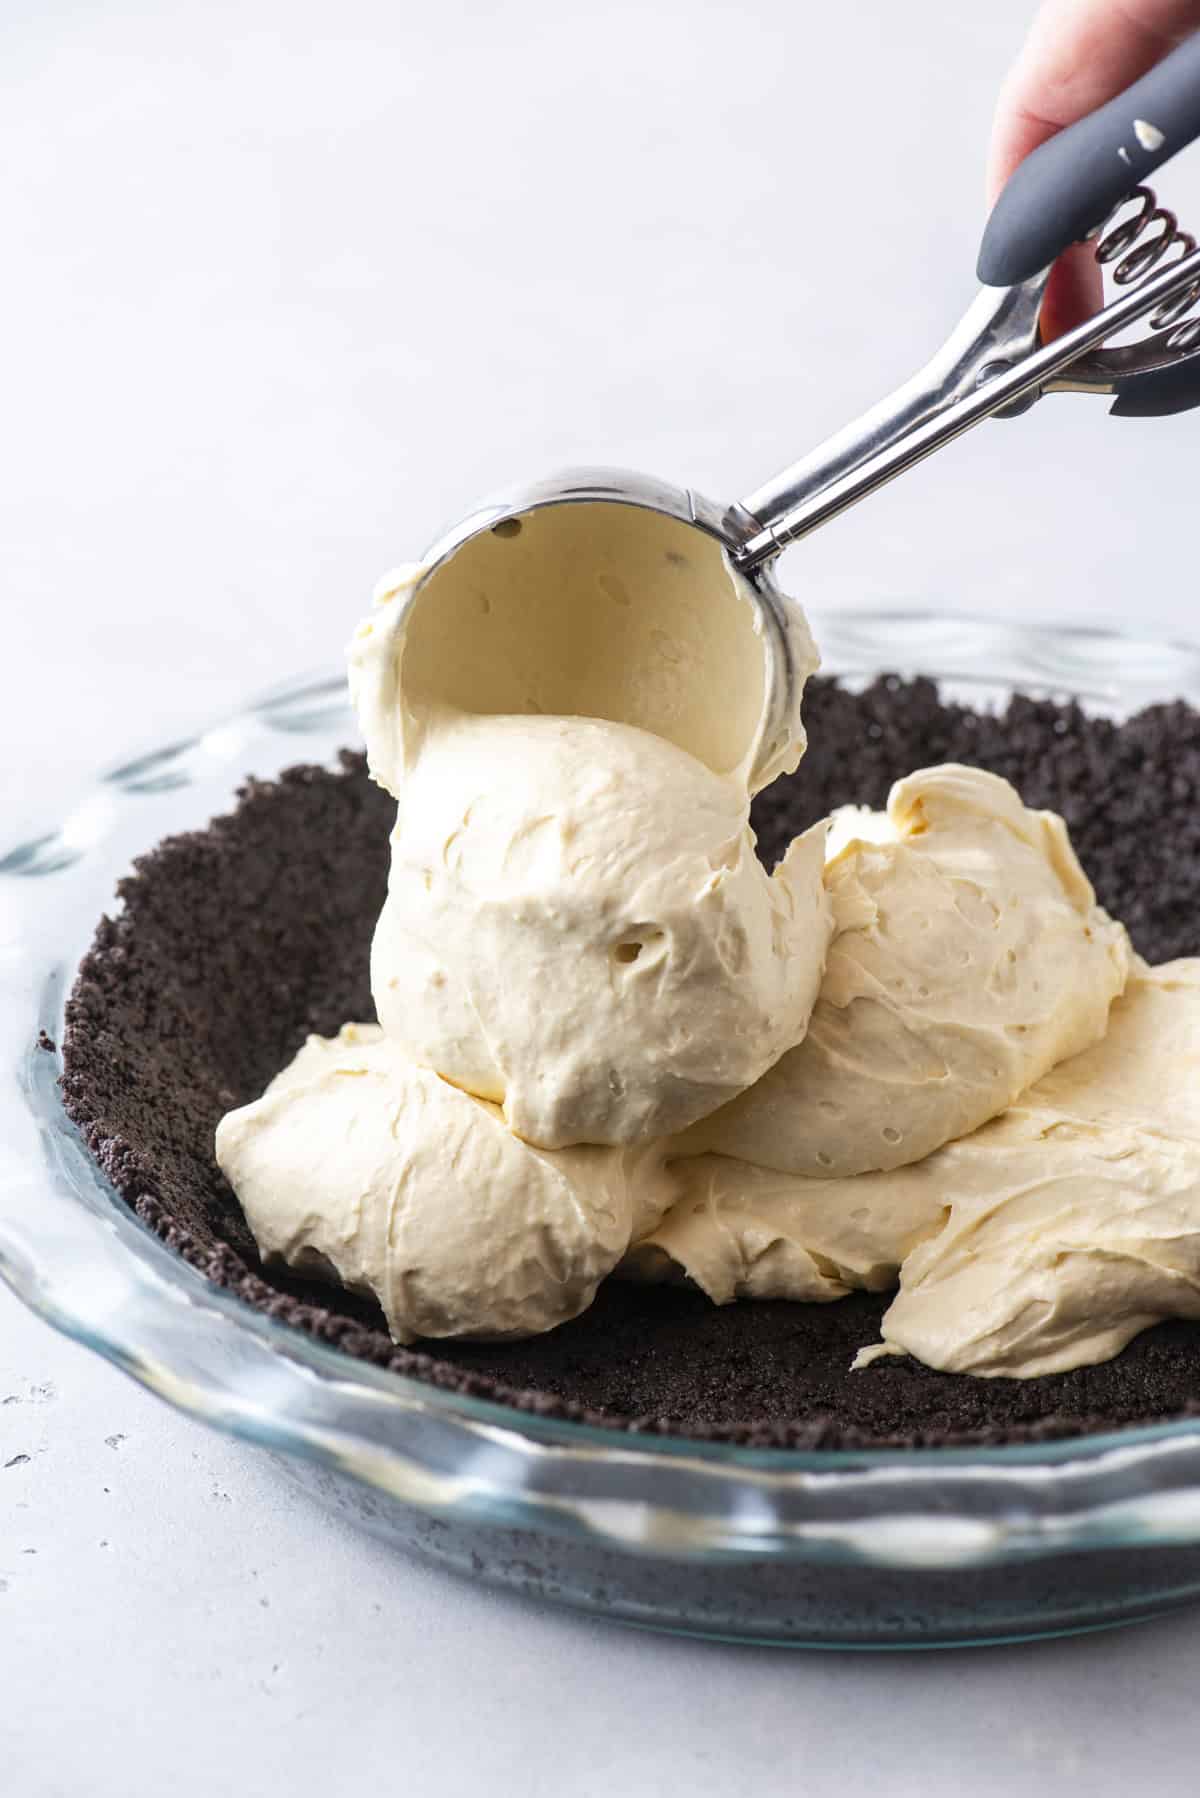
[978,33,1200,286]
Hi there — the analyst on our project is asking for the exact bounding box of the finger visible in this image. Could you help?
[987,0,1200,333]
[988,0,1200,203]
[1040,242,1104,338]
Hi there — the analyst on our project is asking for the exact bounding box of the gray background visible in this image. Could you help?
[4,2,1200,1792]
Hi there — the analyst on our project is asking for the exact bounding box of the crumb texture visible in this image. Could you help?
[60,682,1200,1448]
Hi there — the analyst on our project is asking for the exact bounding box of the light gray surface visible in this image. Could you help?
[4,2,1200,1793]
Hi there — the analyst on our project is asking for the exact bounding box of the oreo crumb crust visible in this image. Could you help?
[60,680,1200,1449]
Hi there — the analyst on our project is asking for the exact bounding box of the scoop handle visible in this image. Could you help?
[978,33,1200,287]
[1110,353,1200,416]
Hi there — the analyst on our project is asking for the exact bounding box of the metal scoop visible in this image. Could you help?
[399,36,1200,790]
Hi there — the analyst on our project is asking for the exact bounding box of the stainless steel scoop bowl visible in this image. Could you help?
[404,469,815,794]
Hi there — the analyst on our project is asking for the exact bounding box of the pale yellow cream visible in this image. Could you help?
[623,1152,944,1304]
[349,542,832,1150]
[217,511,1192,1379]
[857,960,1200,1376]
[215,1024,679,1343]
[632,961,1200,1380]
[218,508,834,1337]
[675,765,1131,1178]
[369,710,831,1148]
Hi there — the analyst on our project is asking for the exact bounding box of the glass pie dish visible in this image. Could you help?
[7,609,1200,1651]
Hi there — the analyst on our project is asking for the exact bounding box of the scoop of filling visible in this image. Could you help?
[370,712,831,1148]
[216,1024,678,1343]
[632,963,1200,1378]
[674,764,1130,1178]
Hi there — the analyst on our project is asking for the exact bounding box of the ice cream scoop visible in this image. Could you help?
[351,488,818,803]
[370,48,1200,801]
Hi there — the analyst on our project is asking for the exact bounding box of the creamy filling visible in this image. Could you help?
[368,710,831,1147]
[218,508,831,1340]
[632,962,1200,1378]
[858,960,1200,1376]
[216,1024,679,1343]
[673,765,1131,1178]
[215,512,1200,1385]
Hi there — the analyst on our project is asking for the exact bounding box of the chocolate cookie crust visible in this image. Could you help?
[59,679,1200,1449]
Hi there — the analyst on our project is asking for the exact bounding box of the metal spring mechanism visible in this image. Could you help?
[1096,184,1200,346]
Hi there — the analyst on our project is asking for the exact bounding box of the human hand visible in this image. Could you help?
[989,0,1200,335]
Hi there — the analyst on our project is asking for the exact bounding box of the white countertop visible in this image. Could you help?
[6,3,1200,1792]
